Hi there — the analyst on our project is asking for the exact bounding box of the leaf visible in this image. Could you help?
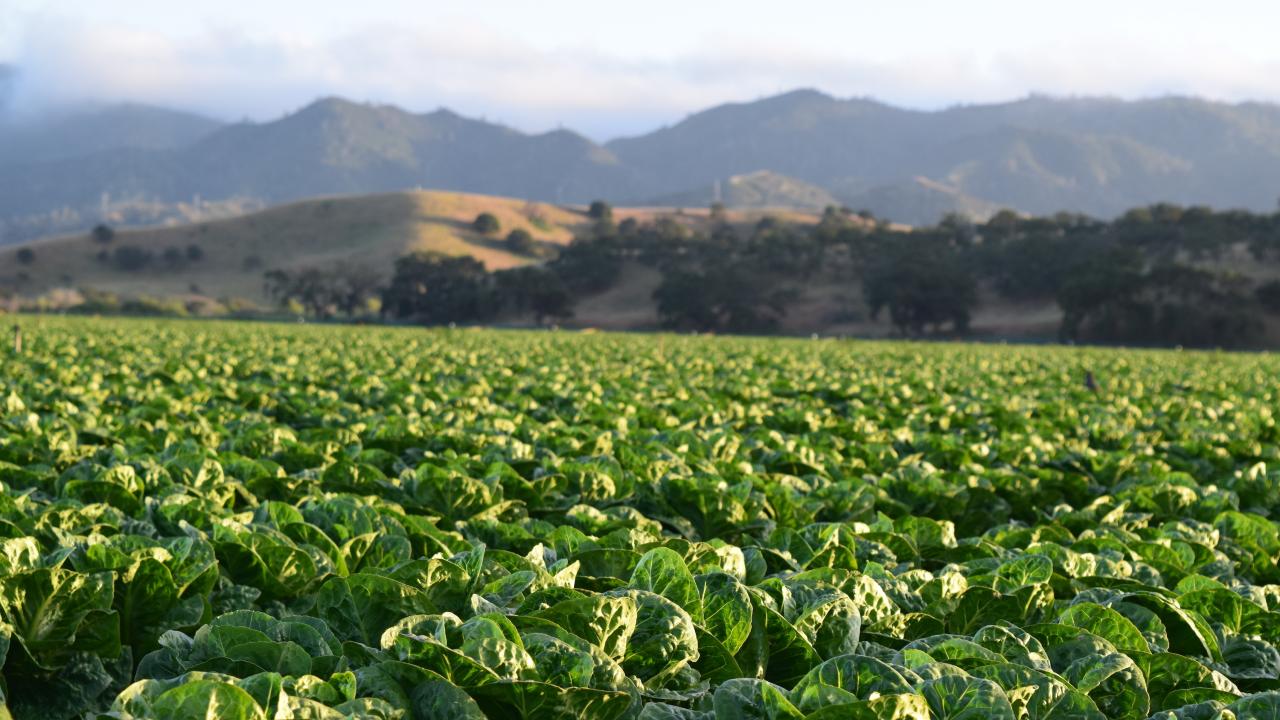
[921,676,1017,720]
[1058,602,1150,654]
[313,574,437,646]
[735,597,822,688]
[632,548,702,621]
[0,568,115,670]
[409,678,487,719]
[1061,652,1151,720]
[613,589,700,683]
[151,680,266,720]
[994,555,1054,593]
[791,591,861,660]
[468,681,635,720]
[533,593,638,661]
[1229,691,1280,719]
[1129,651,1239,710]
[790,654,917,713]
[697,572,754,655]
[712,678,804,720]
[799,693,930,720]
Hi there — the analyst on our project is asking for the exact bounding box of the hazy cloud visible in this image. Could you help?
[6,13,1280,139]
[0,64,14,111]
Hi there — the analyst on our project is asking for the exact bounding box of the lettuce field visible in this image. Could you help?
[5,317,1280,719]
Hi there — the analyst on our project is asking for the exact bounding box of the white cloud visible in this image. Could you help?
[6,12,1280,140]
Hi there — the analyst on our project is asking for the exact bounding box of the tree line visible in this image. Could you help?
[257,201,1280,348]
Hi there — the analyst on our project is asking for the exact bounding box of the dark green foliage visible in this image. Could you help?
[548,236,623,296]
[263,265,382,318]
[4,319,1280,718]
[1256,280,1280,313]
[494,266,573,324]
[1059,258,1260,347]
[112,245,153,271]
[588,200,613,222]
[91,224,114,244]
[15,247,33,265]
[2,318,1280,717]
[505,228,535,255]
[381,251,492,325]
[864,235,977,335]
[654,265,792,333]
[472,212,500,235]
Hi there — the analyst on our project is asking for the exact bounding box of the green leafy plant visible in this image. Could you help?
[0,316,1279,718]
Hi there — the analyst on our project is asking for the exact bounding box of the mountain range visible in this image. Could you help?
[4,85,1280,243]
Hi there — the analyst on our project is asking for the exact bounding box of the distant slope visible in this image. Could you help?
[609,90,918,190]
[650,170,838,209]
[0,103,224,168]
[0,191,586,302]
[838,177,1002,225]
[183,99,634,204]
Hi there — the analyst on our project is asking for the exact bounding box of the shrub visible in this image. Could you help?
[472,212,501,235]
[112,246,153,271]
[505,229,536,255]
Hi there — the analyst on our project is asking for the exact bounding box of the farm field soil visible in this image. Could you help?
[2,316,1280,719]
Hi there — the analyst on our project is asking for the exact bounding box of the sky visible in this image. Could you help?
[2,0,1280,139]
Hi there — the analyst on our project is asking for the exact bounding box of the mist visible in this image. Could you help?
[0,64,15,116]
[6,9,1280,141]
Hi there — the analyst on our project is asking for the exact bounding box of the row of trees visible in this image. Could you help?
[263,254,573,326]
[257,201,1280,348]
[261,212,578,324]
[530,201,1280,345]
[97,244,205,271]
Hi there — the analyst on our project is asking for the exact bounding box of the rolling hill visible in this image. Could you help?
[0,189,815,306]
[6,87,1280,241]
[0,191,586,303]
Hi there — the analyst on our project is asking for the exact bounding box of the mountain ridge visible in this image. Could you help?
[5,87,1280,244]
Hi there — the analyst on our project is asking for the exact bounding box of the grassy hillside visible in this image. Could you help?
[0,188,1088,339]
[0,191,584,303]
[0,190,828,307]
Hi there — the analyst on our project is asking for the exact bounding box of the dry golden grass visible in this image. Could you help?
[0,192,839,306]
[0,191,585,303]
